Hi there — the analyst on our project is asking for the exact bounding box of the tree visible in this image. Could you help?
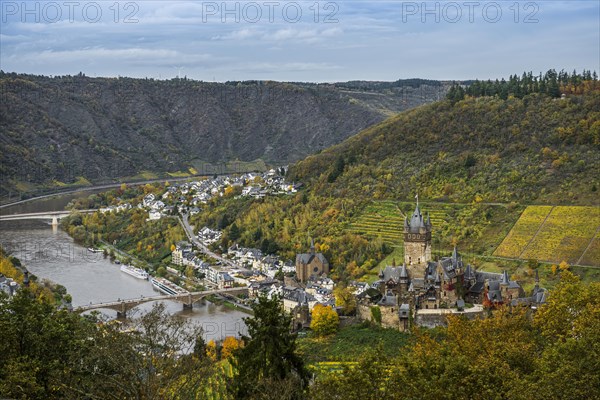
[206,340,219,361]
[229,223,241,241]
[334,285,357,315]
[310,304,339,337]
[229,295,307,399]
[221,336,241,359]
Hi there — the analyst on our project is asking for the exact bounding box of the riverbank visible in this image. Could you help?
[206,294,254,315]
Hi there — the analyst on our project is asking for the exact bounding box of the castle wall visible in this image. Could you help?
[357,303,407,331]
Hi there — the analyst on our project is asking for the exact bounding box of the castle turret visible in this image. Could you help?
[404,200,432,276]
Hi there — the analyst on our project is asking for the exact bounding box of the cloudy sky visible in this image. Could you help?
[1,1,598,82]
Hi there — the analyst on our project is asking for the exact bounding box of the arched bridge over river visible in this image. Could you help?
[75,287,248,318]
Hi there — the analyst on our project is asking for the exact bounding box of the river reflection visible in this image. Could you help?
[0,219,247,341]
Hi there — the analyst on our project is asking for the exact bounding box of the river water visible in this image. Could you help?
[0,195,248,341]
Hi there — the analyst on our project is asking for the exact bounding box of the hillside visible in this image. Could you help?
[289,89,600,205]
[185,88,600,281]
[0,72,448,199]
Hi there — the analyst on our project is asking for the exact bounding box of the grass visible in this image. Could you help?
[122,170,160,181]
[166,171,191,178]
[189,159,268,176]
[296,323,410,364]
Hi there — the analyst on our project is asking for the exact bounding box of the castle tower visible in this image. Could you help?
[403,200,432,276]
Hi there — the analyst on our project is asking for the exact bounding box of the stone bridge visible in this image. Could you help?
[75,287,248,318]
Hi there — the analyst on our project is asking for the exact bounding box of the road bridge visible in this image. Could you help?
[0,209,97,225]
[75,286,248,318]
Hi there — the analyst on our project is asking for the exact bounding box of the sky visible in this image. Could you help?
[1,1,598,82]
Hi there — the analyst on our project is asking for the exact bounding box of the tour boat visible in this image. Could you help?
[120,264,149,280]
[150,277,187,296]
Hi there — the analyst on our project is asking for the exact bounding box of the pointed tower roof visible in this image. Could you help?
[310,237,315,254]
[452,246,459,261]
[400,264,408,279]
[378,265,384,279]
[501,270,510,285]
[410,203,423,230]
[408,282,414,292]
[426,213,432,226]
[464,264,475,279]
[392,258,397,268]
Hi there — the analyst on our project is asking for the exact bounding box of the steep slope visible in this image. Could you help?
[289,90,600,205]
[0,73,449,198]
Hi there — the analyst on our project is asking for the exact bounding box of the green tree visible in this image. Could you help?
[334,285,357,315]
[229,223,241,241]
[229,295,307,399]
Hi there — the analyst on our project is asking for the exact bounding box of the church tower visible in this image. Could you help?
[403,199,432,276]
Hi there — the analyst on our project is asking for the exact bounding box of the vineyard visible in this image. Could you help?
[348,200,462,246]
[493,206,553,258]
[495,206,600,266]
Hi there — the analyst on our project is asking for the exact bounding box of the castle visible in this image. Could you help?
[357,201,546,331]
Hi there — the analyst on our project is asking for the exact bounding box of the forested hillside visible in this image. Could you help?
[289,84,600,205]
[188,84,600,281]
[0,72,448,199]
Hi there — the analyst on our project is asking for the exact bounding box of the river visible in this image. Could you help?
[0,195,248,341]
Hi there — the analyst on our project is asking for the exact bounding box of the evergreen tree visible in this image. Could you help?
[229,223,241,241]
[229,295,308,399]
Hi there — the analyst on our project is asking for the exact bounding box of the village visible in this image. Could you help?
[140,186,549,331]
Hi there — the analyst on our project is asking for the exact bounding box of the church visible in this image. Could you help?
[295,239,330,283]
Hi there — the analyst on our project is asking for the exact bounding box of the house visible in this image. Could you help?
[0,274,19,297]
[148,210,162,220]
[172,241,192,266]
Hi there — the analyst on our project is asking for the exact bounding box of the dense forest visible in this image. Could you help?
[290,81,600,205]
[447,69,598,102]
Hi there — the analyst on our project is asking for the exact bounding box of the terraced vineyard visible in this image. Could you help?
[348,201,405,245]
[348,200,461,246]
[495,206,600,266]
[493,206,553,258]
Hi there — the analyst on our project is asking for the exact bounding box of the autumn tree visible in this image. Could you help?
[221,336,242,359]
[310,304,339,337]
[334,285,357,315]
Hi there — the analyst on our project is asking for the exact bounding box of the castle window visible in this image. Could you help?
[409,257,412,265]
[417,258,420,263]
[313,266,319,272]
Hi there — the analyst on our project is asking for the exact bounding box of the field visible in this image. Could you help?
[349,200,520,261]
[347,201,406,245]
[495,206,600,266]
[348,200,462,246]
[296,323,409,364]
[493,206,553,258]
